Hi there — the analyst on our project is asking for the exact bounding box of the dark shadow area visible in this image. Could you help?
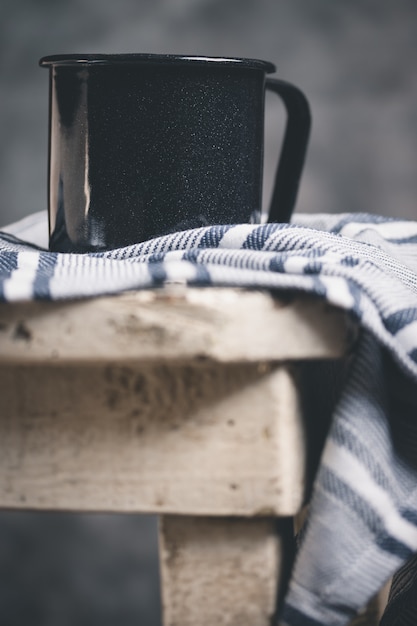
[0,511,161,626]
[298,354,353,497]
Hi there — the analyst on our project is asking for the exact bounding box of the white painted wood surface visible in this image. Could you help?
[159,515,290,626]
[0,288,351,514]
[0,288,353,364]
[0,362,307,515]
[0,287,354,626]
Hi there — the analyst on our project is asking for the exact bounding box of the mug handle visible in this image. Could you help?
[265,78,311,223]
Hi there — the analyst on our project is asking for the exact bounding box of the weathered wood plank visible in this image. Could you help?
[0,361,307,515]
[0,288,353,364]
[159,515,292,626]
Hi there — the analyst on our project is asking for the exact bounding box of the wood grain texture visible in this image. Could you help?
[159,515,291,626]
[0,288,353,364]
[0,361,308,515]
[0,288,354,624]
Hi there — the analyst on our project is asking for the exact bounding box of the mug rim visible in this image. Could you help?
[39,53,276,73]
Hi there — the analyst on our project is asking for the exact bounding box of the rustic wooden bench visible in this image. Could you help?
[0,287,383,625]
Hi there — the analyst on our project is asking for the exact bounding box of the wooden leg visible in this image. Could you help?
[159,515,294,626]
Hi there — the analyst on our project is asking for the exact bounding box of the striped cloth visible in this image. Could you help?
[1,211,417,626]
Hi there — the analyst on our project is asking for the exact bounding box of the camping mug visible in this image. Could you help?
[40,54,311,252]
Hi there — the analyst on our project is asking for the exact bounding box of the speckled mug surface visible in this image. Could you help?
[40,54,310,252]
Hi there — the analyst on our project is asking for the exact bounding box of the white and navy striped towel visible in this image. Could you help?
[1,211,417,626]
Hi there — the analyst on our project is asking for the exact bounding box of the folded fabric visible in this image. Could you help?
[1,211,417,626]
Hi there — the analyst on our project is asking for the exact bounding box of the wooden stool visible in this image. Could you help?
[0,287,370,625]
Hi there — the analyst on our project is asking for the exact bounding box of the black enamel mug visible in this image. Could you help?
[40,54,311,252]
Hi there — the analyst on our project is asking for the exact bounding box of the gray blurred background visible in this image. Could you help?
[0,0,416,624]
[1,0,417,229]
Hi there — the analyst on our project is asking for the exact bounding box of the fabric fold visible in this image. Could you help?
[1,211,416,625]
